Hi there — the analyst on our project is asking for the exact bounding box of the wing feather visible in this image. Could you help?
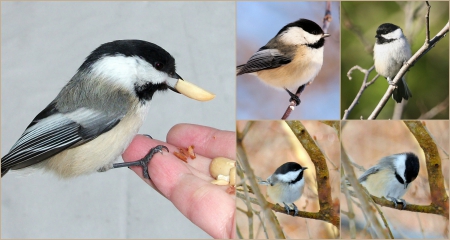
[2,107,122,171]
[236,49,292,75]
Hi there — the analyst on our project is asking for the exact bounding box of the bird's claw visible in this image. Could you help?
[112,145,169,179]
[387,196,407,210]
[283,202,298,216]
[285,88,301,106]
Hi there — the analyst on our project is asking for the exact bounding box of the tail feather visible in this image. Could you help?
[392,77,412,103]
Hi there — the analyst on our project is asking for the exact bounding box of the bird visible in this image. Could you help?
[237,18,330,106]
[358,152,420,209]
[1,39,214,179]
[259,162,308,216]
[373,23,412,103]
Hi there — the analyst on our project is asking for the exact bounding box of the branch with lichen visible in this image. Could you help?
[285,120,340,227]
[236,120,340,233]
[404,120,449,218]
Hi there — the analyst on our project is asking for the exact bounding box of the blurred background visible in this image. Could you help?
[1,2,235,238]
[237,2,340,120]
[236,121,340,238]
[341,120,449,238]
[341,2,449,119]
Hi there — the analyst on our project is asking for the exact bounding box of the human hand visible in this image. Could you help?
[122,123,236,238]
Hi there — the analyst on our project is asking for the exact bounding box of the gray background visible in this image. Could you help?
[1,2,235,238]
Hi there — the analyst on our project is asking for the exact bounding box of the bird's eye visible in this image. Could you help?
[155,62,164,70]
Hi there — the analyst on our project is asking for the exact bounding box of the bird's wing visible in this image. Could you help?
[2,102,123,171]
[358,165,382,183]
[236,48,292,75]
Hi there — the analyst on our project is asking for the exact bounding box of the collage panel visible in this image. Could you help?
[1,1,235,238]
[341,120,449,238]
[341,2,449,120]
[1,1,449,239]
[236,121,340,238]
[236,2,340,120]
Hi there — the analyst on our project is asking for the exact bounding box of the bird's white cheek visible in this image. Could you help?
[90,56,169,91]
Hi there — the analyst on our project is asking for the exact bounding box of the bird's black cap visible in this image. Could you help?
[376,23,401,37]
[277,18,324,36]
[404,152,420,184]
[78,40,177,77]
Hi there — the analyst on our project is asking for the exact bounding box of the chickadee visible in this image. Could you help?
[1,39,215,179]
[237,18,330,106]
[373,23,412,103]
[259,162,308,216]
[358,152,419,209]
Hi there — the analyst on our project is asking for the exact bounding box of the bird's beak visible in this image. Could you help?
[323,33,331,38]
[302,167,308,170]
[166,73,215,101]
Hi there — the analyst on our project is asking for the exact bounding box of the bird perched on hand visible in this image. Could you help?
[1,39,215,179]
[259,162,308,216]
[237,18,330,106]
[373,23,412,103]
[358,152,420,209]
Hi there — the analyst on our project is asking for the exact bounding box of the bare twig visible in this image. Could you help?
[281,3,332,120]
[323,2,332,33]
[368,21,449,119]
[341,155,389,238]
[418,96,449,119]
[237,123,286,239]
[281,84,306,120]
[342,65,378,119]
[425,1,431,43]
[342,7,372,53]
[363,188,394,238]
[341,175,357,238]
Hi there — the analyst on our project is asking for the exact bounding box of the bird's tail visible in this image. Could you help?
[392,77,412,103]
[236,64,245,76]
[2,168,9,177]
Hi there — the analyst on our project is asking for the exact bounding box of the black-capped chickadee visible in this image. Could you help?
[374,23,412,103]
[1,40,215,179]
[259,162,308,216]
[237,18,330,106]
[358,152,419,209]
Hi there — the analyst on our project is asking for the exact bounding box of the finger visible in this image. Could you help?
[149,152,235,238]
[122,135,212,182]
[166,123,236,160]
[122,135,235,238]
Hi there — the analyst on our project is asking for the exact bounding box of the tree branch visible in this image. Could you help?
[404,121,449,218]
[285,120,340,227]
[342,65,379,119]
[281,2,332,120]
[341,152,389,238]
[368,21,449,119]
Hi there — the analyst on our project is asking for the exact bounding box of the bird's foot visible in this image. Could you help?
[386,77,396,86]
[113,145,169,179]
[387,196,407,210]
[282,202,298,216]
[284,88,301,106]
